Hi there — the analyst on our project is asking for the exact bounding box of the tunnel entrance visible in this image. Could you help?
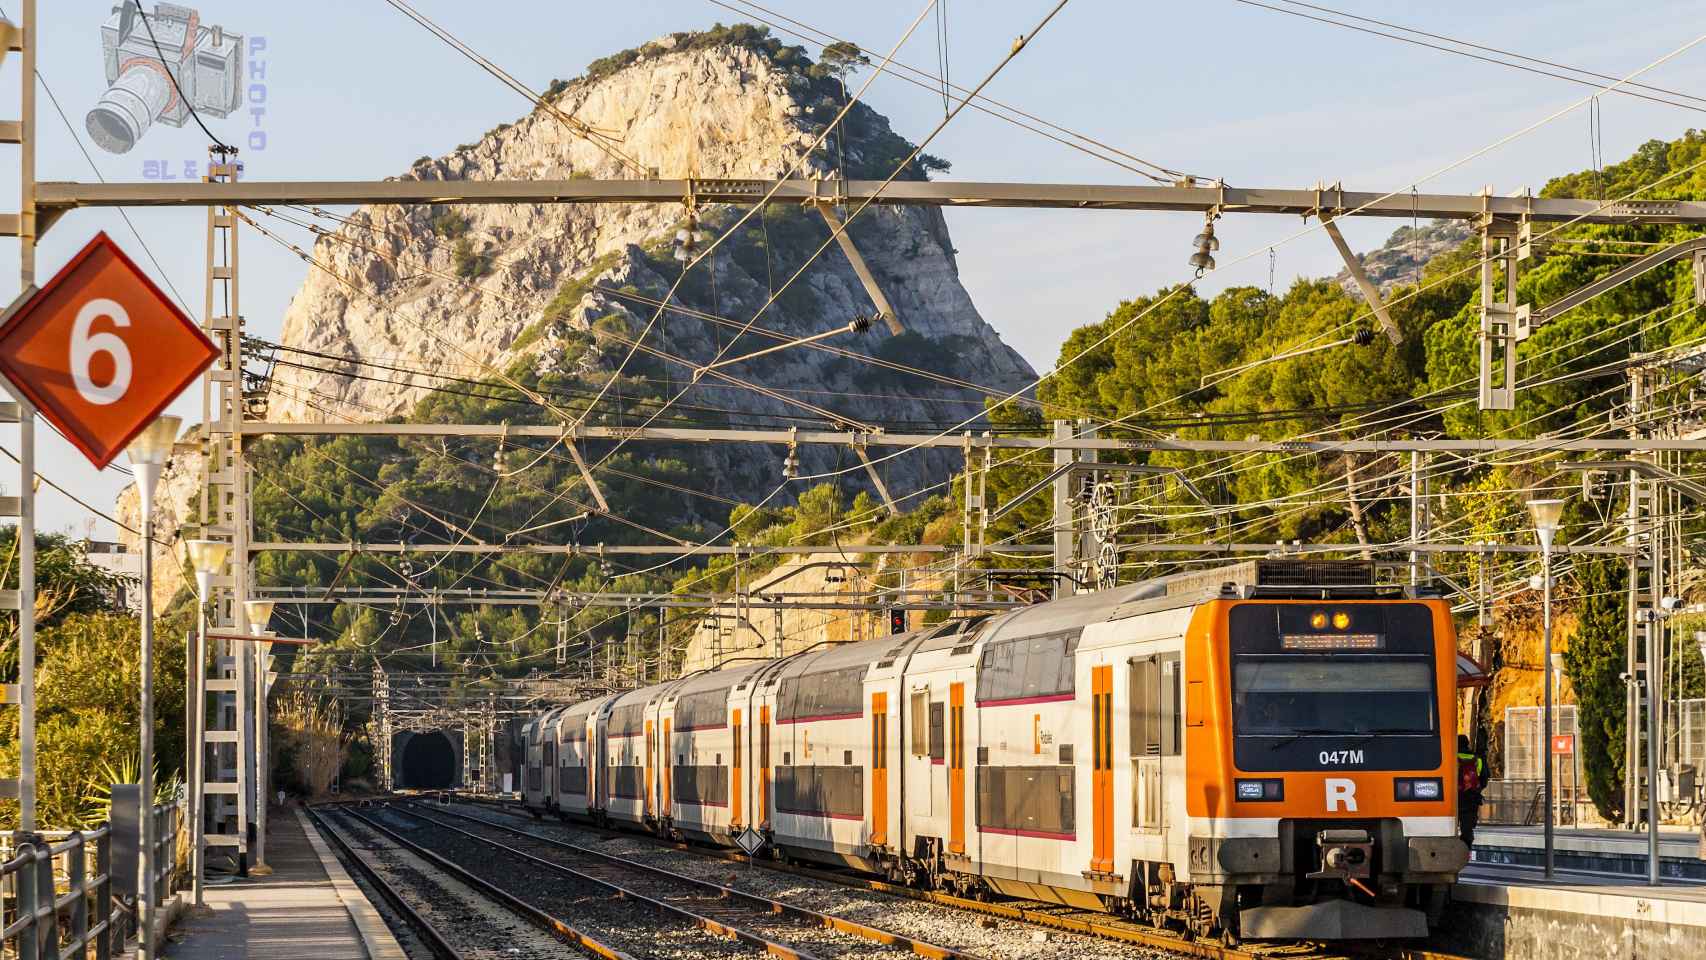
[395,729,459,789]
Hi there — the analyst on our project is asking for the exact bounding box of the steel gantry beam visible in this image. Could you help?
[242,420,1706,452]
[34,177,1706,224]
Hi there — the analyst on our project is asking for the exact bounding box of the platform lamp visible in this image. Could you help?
[245,598,276,868]
[1528,496,1566,880]
[126,415,179,960]
[184,537,231,906]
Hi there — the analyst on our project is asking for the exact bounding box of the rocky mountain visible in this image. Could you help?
[267,27,1034,503]
[1333,218,1472,296]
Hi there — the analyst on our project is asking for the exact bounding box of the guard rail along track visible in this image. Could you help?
[443,794,1472,960]
[388,796,986,960]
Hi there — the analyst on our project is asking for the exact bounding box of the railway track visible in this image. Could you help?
[309,804,631,960]
[376,799,984,960]
[434,796,1469,960]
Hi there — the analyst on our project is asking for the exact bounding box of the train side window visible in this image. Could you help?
[1130,657,1160,756]
[910,691,930,756]
[929,702,945,762]
[1160,655,1182,756]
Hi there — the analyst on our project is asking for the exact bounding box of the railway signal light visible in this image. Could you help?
[889,608,906,635]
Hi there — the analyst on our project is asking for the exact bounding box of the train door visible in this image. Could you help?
[1091,664,1114,873]
[732,708,743,829]
[662,718,673,820]
[644,719,655,819]
[949,682,966,855]
[871,692,888,847]
[543,738,556,805]
[759,705,771,826]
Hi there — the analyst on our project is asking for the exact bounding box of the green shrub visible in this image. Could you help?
[452,237,492,279]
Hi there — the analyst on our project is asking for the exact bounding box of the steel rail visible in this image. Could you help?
[320,804,642,960]
[304,805,468,960]
[396,798,984,960]
[457,797,1471,960]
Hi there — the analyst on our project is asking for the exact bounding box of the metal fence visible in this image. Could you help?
[0,799,182,960]
[1500,706,1591,825]
[1678,698,1705,773]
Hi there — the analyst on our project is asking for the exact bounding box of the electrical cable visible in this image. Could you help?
[130,0,231,149]
[1237,0,1706,111]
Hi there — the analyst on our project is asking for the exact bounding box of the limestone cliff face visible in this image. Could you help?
[268,33,1034,501]
[1334,219,1473,296]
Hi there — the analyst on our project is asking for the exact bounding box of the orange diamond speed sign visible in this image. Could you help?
[0,232,218,469]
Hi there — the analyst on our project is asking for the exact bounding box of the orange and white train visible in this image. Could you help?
[520,560,1470,942]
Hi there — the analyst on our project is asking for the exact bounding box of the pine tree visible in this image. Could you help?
[1562,557,1628,822]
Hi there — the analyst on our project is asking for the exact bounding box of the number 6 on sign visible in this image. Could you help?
[71,298,132,406]
[0,232,218,469]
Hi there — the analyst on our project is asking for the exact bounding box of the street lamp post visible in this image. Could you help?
[184,538,230,906]
[125,415,179,960]
[245,599,275,871]
[1528,497,1566,880]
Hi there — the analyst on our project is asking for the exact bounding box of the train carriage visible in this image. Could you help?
[598,682,671,826]
[521,560,1469,943]
[665,663,764,842]
[551,694,614,819]
[766,642,882,870]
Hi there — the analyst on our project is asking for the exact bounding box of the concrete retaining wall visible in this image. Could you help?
[1439,882,1706,959]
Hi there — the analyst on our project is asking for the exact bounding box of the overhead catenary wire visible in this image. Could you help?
[1229,0,1706,114]
[589,0,1077,479]
[379,0,646,176]
[712,0,1197,183]
[788,29,1706,489]
[129,0,232,148]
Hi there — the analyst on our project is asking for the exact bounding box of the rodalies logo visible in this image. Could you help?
[83,3,269,175]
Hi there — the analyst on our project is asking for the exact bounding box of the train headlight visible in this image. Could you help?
[1235,778,1285,802]
[1309,610,1329,629]
[1331,611,1352,630]
[1394,777,1443,801]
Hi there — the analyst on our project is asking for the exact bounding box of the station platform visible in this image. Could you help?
[161,807,403,960]
[1446,848,1706,959]
[1472,823,1704,879]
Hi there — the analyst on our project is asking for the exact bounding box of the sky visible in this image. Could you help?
[3,0,1706,535]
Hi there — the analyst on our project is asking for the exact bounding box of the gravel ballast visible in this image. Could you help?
[433,800,1181,960]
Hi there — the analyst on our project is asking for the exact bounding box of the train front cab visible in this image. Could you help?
[1181,597,1468,941]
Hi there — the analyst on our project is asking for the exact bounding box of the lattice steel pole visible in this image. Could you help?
[199,148,252,872]
[3,0,39,838]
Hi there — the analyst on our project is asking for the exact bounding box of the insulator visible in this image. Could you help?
[1353,327,1376,346]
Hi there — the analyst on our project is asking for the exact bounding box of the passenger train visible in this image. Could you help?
[518,560,1469,942]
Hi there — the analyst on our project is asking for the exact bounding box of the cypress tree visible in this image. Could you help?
[1562,557,1628,822]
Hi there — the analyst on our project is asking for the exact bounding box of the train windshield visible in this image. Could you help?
[1227,602,1443,771]
[1232,659,1436,737]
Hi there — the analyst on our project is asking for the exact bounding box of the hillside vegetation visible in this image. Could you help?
[251,32,1706,819]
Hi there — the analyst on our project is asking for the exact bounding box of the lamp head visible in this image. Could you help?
[1527,498,1566,532]
[127,416,182,519]
[126,415,182,468]
[1527,497,1566,551]
[184,538,231,575]
[244,600,276,635]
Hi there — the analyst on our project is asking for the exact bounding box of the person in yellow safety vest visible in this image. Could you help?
[1457,735,1488,849]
